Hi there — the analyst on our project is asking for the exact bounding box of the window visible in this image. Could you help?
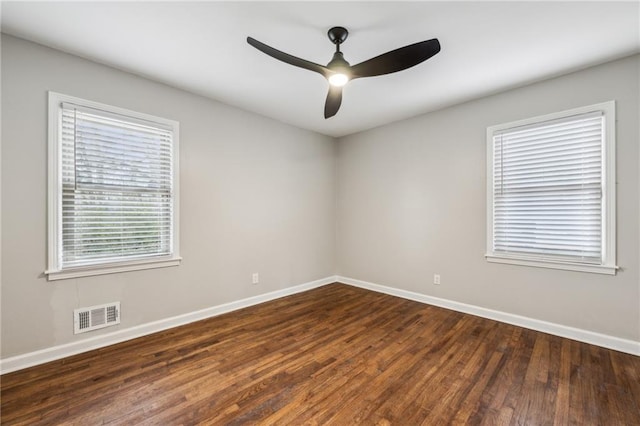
[47,92,180,280]
[486,101,616,274]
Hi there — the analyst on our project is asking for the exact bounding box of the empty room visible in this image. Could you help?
[1,1,639,424]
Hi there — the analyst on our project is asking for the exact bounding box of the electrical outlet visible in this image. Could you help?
[252,273,259,284]
[433,274,441,285]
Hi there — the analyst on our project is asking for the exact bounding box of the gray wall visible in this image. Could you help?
[2,34,639,361]
[1,35,337,358]
[336,54,640,341]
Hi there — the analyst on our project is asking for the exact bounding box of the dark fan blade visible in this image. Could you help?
[324,85,343,119]
[350,39,440,79]
[247,37,330,77]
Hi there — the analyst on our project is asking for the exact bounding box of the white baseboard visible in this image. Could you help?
[3,274,637,374]
[0,276,338,375]
[338,276,640,357]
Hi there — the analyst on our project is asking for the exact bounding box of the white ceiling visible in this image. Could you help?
[2,1,639,137]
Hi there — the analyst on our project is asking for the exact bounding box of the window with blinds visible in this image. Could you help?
[48,93,180,280]
[486,102,616,275]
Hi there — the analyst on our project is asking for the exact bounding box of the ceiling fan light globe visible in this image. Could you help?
[329,73,349,87]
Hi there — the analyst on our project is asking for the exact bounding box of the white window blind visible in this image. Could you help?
[47,92,180,280]
[492,111,604,263]
[486,101,616,274]
[60,103,174,267]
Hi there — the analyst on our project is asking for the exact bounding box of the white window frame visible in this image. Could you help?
[46,92,181,280]
[485,101,617,275]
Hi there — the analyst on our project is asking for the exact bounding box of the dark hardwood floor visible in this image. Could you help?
[2,283,639,425]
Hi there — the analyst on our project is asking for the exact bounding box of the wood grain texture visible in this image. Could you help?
[2,283,639,425]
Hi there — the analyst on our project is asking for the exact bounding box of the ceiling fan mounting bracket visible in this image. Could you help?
[327,27,349,45]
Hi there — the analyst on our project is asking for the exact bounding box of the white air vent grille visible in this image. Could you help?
[74,302,120,334]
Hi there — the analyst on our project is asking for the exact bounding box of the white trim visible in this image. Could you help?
[0,276,338,374]
[46,91,181,281]
[338,276,640,356]
[46,256,182,281]
[485,101,617,274]
[485,254,618,275]
[488,101,614,134]
[602,100,616,271]
[47,92,61,279]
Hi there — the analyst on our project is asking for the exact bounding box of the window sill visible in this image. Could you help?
[45,256,182,281]
[485,254,618,275]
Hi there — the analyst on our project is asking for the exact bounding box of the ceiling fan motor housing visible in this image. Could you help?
[328,52,350,69]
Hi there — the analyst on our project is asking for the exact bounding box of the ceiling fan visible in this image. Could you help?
[247,27,441,119]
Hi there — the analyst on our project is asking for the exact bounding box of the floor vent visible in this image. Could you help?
[74,302,120,334]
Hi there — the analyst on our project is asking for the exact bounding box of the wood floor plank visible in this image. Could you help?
[2,283,639,425]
